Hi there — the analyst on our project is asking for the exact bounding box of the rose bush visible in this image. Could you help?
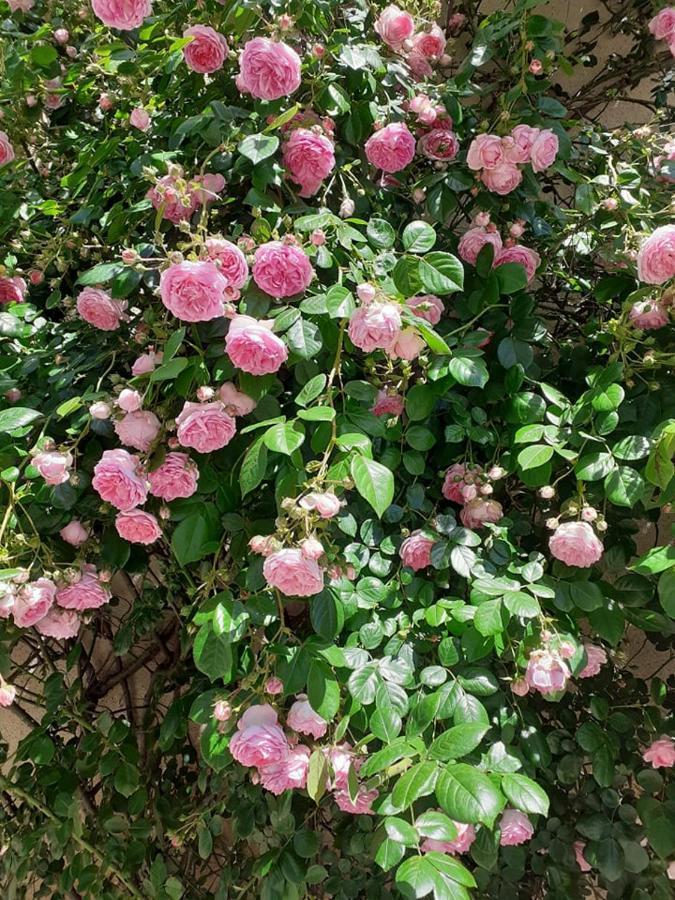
[0,0,673,898]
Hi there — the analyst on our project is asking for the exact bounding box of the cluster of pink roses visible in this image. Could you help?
[442,462,506,529]
[458,215,541,283]
[374,5,448,78]
[420,808,534,857]
[348,284,432,361]
[649,7,675,57]
[467,126,559,195]
[147,169,225,225]
[512,638,607,698]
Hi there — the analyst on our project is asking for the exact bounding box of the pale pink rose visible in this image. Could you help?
[530,129,559,172]
[442,463,481,504]
[265,677,284,695]
[348,302,402,352]
[59,520,89,546]
[298,491,341,518]
[175,401,236,453]
[287,694,328,739]
[13,578,56,628]
[579,643,607,678]
[77,287,127,331]
[511,678,529,697]
[0,586,14,619]
[115,509,161,544]
[129,107,150,131]
[400,530,435,571]
[192,172,226,204]
[213,700,231,722]
[160,261,228,323]
[374,4,415,49]
[147,174,198,224]
[91,0,152,30]
[574,841,591,873]
[282,128,335,197]
[494,244,541,283]
[263,548,324,597]
[460,498,504,528]
[183,25,228,74]
[252,241,313,297]
[0,681,16,707]
[131,350,162,375]
[637,225,675,284]
[549,521,603,567]
[92,448,148,510]
[205,238,249,289]
[56,565,111,611]
[238,38,302,101]
[0,275,25,304]
[218,383,256,416]
[506,124,540,163]
[300,537,324,560]
[411,25,446,59]
[499,810,533,846]
[90,401,112,419]
[525,648,570,695]
[334,785,378,815]
[148,451,199,501]
[225,315,289,375]
[386,327,424,361]
[229,704,289,767]
[0,132,15,167]
[34,607,80,639]
[115,410,161,452]
[325,743,362,789]
[357,283,377,303]
[458,227,503,265]
[116,388,142,412]
[365,122,416,173]
[33,450,72,486]
[372,390,405,417]
[481,162,523,195]
[629,299,670,329]
[421,821,476,855]
[407,294,444,325]
[649,8,675,40]
[258,745,310,794]
[467,134,504,170]
[643,736,675,768]
[417,129,459,161]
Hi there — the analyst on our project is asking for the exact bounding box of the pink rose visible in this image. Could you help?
[229,704,289,768]
[115,410,161,452]
[574,841,591,873]
[411,25,446,59]
[117,388,142,412]
[77,287,127,331]
[417,129,459,161]
[549,521,603,567]
[90,401,112,419]
[129,107,150,131]
[59,520,89,546]
[148,452,199,501]
[637,225,675,284]
[386,327,425,361]
[530,129,559,172]
[499,809,534,846]
[365,122,416,173]
[334,785,378,815]
[642,736,675,768]
[481,162,523,195]
[92,448,148,510]
[442,463,480,504]
[91,0,152,30]
[421,821,476,855]
[225,315,289,375]
[467,134,504,170]
[525,648,570,695]
[115,509,161,544]
[326,743,362,789]
[33,450,72,486]
[629,299,670,329]
[400,530,435,571]
[511,678,529,697]
[263,548,324,597]
[56,565,111,611]
[287,694,328,739]
[0,131,15,167]
[494,244,541,283]
[160,261,228,323]
[205,238,249,290]
[183,25,228,74]
[579,643,607,678]
[258,745,310,794]
[0,275,25,304]
[175,401,236,453]
[252,241,313,297]
[34,607,80,639]
[348,302,402,352]
[282,128,336,197]
[300,537,324,560]
[372,390,405,417]
[131,350,162,375]
[0,681,16,707]
[649,8,675,39]
[147,172,223,224]
[407,294,444,324]
[0,587,15,619]
[460,498,504,529]
[13,578,56,628]
[374,5,415,49]
[218,383,256,416]
[458,227,503,265]
[298,491,341,518]
[506,125,540,163]
[238,38,302,101]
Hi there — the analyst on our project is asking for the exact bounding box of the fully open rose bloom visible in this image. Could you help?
[229,705,289,768]
[218,383,256,416]
[237,38,301,101]
[549,521,603,567]
[458,227,503,265]
[467,134,504,170]
[417,129,459,161]
[225,315,288,375]
[407,294,444,324]
[298,491,341,518]
[77,287,127,331]
[149,452,199,501]
[460,498,503,529]
[60,520,89,546]
[421,821,476,855]
[411,24,446,59]
[91,0,152,30]
[387,327,425,361]
[648,8,675,40]
[481,162,522,195]
[629,299,670,329]
[282,128,335,197]
[13,578,56,628]
[258,745,310,795]
[205,238,249,289]
[160,261,228,322]
[0,680,16,707]
[252,241,313,297]
[92,448,148,510]
[183,25,228,74]
[56,565,111,611]
[525,648,570,695]
[131,350,162,376]
[400,531,435,570]
[287,695,328,739]
[372,390,405,417]
[35,607,80,639]
[374,4,414,49]
[579,643,607,678]
[115,510,162,544]
[0,275,25,304]
[263,548,324,597]
[365,123,416,173]
[494,245,541,282]
[334,785,378,815]
[0,131,15,166]
[499,810,534,846]
[33,450,72,485]
[348,301,402,352]
[175,401,236,453]
[506,124,540,163]
[530,129,559,172]
[643,736,675,768]
[115,410,161,452]
[637,225,675,284]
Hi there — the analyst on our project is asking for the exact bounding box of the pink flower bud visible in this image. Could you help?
[539,486,555,499]
[509,221,525,238]
[277,13,293,30]
[581,507,597,522]
[310,229,326,246]
[28,269,44,285]
[474,211,491,227]
[66,46,78,58]
[412,188,426,204]
[98,93,114,111]
[196,386,215,402]
[121,249,137,264]
[312,44,325,59]
[90,401,111,420]
[511,678,528,697]
[545,517,559,530]
[54,28,69,44]
[5,388,21,403]
[116,389,142,413]
[265,677,284,695]
[159,506,171,520]
[26,94,38,107]
[356,283,376,304]
[213,700,231,722]
[487,465,506,480]
[529,59,543,75]
[339,198,355,218]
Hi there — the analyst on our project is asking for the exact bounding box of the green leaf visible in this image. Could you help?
[238,133,279,164]
[473,599,504,636]
[171,513,218,565]
[287,318,322,357]
[240,436,267,496]
[436,763,504,826]
[375,838,405,871]
[448,355,489,389]
[198,825,213,860]
[502,591,540,619]
[113,762,139,798]
[193,624,234,683]
[403,221,437,253]
[501,773,549,816]
[367,218,396,249]
[415,811,458,842]
[296,374,327,407]
[496,262,528,294]
[307,659,340,720]
[77,262,124,285]
[149,357,189,382]
[575,451,615,481]
[370,706,402,742]
[263,422,305,455]
[428,724,489,762]
[310,591,344,639]
[658,569,675,617]
[350,455,394,518]
[631,545,675,575]
[391,762,439,810]
[419,252,464,295]
[384,817,418,847]
[518,444,553,471]
[395,856,436,899]
[0,407,42,432]
[604,466,645,507]
[163,327,186,362]
[297,406,335,422]
[347,663,380,706]
[307,749,329,802]
[645,424,675,489]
